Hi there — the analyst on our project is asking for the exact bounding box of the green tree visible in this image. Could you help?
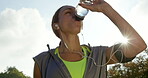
[108,49,148,78]
[0,66,31,78]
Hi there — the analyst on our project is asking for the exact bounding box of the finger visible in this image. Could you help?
[78,3,93,10]
[93,0,104,4]
[97,0,104,1]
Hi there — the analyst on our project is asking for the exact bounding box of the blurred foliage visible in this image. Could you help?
[108,49,148,78]
[0,66,31,78]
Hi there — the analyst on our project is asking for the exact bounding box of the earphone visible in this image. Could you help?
[55,24,59,30]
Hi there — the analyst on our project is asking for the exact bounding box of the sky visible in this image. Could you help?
[0,0,148,77]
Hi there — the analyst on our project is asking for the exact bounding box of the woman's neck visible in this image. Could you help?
[58,33,84,62]
[59,33,82,53]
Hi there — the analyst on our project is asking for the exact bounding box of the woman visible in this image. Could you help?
[33,0,147,78]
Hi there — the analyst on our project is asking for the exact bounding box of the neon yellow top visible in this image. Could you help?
[55,46,88,78]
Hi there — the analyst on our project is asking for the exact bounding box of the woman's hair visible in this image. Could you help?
[51,6,63,38]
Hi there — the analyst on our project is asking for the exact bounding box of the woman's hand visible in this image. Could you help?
[79,0,110,13]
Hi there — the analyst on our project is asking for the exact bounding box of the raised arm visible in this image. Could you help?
[79,1,147,64]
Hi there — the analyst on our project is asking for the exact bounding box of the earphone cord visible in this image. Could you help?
[82,43,124,67]
[60,30,124,67]
[59,32,84,56]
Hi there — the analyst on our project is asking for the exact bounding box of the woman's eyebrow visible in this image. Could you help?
[64,8,73,12]
[65,7,75,11]
[61,7,75,15]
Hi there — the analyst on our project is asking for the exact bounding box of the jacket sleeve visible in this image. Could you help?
[33,51,50,78]
[113,43,135,63]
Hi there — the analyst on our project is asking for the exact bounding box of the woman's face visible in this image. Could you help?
[57,6,82,35]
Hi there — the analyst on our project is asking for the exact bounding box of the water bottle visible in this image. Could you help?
[75,0,92,21]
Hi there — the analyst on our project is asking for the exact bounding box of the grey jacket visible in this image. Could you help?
[33,46,108,78]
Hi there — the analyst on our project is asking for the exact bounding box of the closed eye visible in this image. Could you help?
[63,8,75,16]
[65,11,72,15]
